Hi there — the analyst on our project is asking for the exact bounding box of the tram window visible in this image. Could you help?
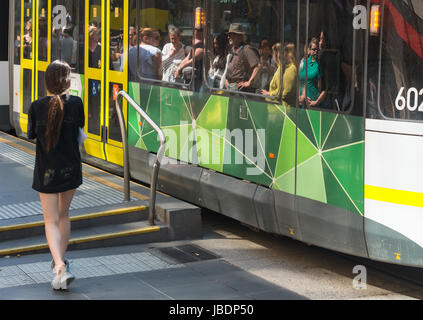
[51,0,85,74]
[38,0,48,62]
[14,0,21,64]
[109,0,124,72]
[204,0,285,102]
[368,2,423,122]
[23,0,32,60]
[300,0,364,115]
[128,0,195,88]
[88,0,102,69]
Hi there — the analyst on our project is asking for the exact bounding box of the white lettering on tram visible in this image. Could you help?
[395,87,423,112]
[161,122,266,176]
[352,5,368,30]
[52,5,67,30]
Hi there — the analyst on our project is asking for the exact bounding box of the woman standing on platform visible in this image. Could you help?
[28,60,84,290]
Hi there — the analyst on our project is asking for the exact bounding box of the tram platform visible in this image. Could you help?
[0,133,300,300]
[0,130,201,258]
[0,131,305,300]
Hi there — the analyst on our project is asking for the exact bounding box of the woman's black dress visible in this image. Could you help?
[28,94,84,193]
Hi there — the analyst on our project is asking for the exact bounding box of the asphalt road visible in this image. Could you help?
[196,209,423,300]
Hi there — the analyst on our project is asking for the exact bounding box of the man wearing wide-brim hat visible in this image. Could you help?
[225,23,260,92]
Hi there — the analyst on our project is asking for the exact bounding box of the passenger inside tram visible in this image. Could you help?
[129,26,137,48]
[23,18,32,59]
[256,38,277,91]
[175,27,204,91]
[88,25,101,69]
[208,32,229,89]
[299,38,327,108]
[224,23,260,93]
[161,27,191,82]
[60,26,77,67]
[260,42,297,107]
[128,28,162,80]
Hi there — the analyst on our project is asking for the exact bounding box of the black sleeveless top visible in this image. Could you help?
[28,94,85,193]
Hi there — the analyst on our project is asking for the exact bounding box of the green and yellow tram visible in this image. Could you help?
[8,0,423,267]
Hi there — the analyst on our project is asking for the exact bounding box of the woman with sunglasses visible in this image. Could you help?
[299,38,326,108]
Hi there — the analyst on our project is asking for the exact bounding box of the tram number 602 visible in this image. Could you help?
[395,87,423,112]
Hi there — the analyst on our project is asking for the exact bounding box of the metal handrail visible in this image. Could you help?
[115,91,166,226]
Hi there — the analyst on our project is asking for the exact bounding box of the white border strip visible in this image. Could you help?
[366,119,423,136]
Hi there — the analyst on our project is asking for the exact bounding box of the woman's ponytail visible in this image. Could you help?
[44,60,71,153]
[45,94,64,153]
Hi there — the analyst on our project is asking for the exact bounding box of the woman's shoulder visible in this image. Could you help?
[30,96,50,111]
[63,95,83,109]
[64,94,82,103]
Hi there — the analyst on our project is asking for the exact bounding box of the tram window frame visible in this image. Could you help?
[370,1,423,123]
[129,0,198,92]
[299,0,364,116]
[202,0,283,104]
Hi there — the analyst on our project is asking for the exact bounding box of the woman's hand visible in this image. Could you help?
[307,97,319,107]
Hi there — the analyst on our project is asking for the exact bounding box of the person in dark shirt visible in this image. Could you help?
[28,60,84,290]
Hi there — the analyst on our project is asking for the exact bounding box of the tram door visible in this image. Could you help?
[84,0,128,165]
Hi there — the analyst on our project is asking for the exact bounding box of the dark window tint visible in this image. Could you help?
[367,1,423,121]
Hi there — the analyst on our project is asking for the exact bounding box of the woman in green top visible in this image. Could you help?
[261,42,297,107]
[299,38,326,108]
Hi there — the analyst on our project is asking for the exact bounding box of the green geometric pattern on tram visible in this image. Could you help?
[321,158,361,215]
[273,164,295,195]
[320,112,338,148]
[222,98,272,186]
[160,87,192,128]
[141,85,161,138]
[190,91,210,119]
[195,95,229,171]
[128,82,145,150]
[323,114,363,151]
[322,142,364,214]
[297,108,318,149]
[296,154,327,203]
[297,125,318,165]
[296,108,364,215]
[127,82,364,215]
[196,95,228,131]
[274,115,295,184]
[246,100,284,177]
[307,109,321,148]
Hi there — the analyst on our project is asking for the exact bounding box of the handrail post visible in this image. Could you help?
[115,91,166,226]
[115,94,130,202]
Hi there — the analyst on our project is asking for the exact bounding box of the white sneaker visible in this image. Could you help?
[51,269,75,290]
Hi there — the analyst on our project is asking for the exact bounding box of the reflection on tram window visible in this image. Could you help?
[89,0,102,69]
[14,0,21,64]
[88,25,101,69]
[38,1,48,62]
[109,0,124,72]
[300,0,364,114]
[204,0,283,99]
[128,0,194,86]
[23,0,32,60]
[368,2,423,122]
[51,0,85,74]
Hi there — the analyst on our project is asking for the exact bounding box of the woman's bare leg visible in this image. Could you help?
[58,189,76,257]
[40,192,65,274]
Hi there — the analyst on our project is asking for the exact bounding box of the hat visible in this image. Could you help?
[227,23,245,35]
